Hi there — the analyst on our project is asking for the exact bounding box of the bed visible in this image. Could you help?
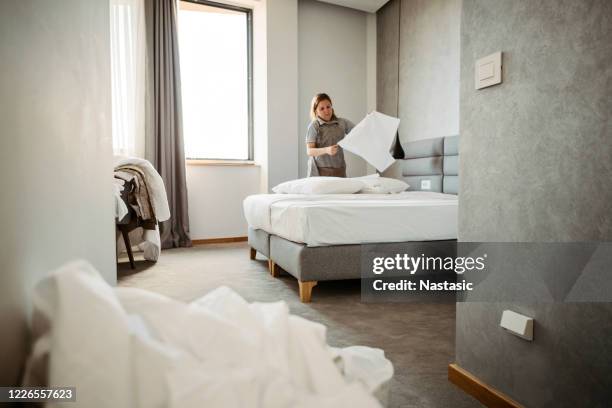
[244,135,459,302]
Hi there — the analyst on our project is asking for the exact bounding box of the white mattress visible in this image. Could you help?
[243,192,458,247]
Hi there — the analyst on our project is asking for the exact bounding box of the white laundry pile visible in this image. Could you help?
[23,261,393,408]
[338,111,400,172]
[114,156,171,221]
[114,156,170,261]
[113,179,129,220]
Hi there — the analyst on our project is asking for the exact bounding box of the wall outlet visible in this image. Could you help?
[421,180,431,190]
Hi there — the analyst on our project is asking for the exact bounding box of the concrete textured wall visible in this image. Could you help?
[459,0,612,242]
[378,0,460,179]
[397,0,460,142]
[298,0,368,178]
[376,0,400,117]
[377,0,460,141]
[458,0,612,406]
[0,0,115,386]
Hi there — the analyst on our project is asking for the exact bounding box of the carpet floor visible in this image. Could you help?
[118,242,481,408]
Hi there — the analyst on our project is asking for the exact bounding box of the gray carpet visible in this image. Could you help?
[118,242,481,408]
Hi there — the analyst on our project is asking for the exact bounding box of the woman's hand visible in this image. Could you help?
[306,143,340,157]
[326,145,340,156]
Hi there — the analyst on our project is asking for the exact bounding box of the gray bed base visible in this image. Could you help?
[248,227,270,257]
[248,135,460,302]
[248,228,456,302]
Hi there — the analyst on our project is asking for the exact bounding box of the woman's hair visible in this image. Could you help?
[310,93,337,121]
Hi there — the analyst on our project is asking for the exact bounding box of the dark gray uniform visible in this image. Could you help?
[305,117,354,177]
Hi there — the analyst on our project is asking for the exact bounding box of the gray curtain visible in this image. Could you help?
[146,0,191,249]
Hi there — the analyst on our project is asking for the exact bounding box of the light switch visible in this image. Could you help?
[475,51,502,89]
[500,310,534,341]
[478,62,494,80]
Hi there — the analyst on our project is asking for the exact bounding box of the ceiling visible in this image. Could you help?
[316,0,391,13]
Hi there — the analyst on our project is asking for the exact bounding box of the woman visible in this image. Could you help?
[305,93,354,177]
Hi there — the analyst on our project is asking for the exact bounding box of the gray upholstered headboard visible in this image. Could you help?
[397,135,459,194]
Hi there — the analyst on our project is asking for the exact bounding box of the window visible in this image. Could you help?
[178,0,253,161]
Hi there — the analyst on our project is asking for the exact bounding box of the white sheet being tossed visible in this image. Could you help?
[23,261,392,408]
[243,192,458,247]
[338,112,400,172]
[114,156,170,261]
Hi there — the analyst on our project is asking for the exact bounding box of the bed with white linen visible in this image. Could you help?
[244,135,460,302]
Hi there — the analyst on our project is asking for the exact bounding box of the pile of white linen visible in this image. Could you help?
[113,180,129,220]
[23,261,393,408]
[113,156,170,261]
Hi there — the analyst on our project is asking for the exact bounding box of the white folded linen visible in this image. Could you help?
[113,156,171,222]
[113,181,129,220]
[338,112,400,172]
[113,156,169,262]
[23,261,391,408]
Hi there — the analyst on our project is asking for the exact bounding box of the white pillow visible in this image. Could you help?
[358,176,409,194]
[272,177,365,194]
[354,173,380,180]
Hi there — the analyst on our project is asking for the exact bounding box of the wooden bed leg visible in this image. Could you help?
[250,247,256,260]
[269,260,280,278]
[298,280,318,303]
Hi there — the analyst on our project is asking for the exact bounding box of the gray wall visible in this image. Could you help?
[397,0,460,142]
[458,0,612,406]
[377,0,460,143]
[298,0,368,178]
[376,0,400,117]
[0,0,115,386]
[377,0,461,178]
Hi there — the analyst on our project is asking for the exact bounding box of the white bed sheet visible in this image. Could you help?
[243,192,458,247]
[24,261,389,408]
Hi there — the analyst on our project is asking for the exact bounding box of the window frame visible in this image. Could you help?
[180,0,254,162]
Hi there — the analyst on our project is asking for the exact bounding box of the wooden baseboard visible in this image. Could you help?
[192,236,247,245]
[448,363,524,408]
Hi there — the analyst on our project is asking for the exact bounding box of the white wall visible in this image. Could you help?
[0,0,114,386]
[252,0,269,193]
[186,0,268,240]
[187,165,261,239]
[267,0,299,187]
[187,0,379,238]
[186,0,301,240]
[298,0,370,178]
